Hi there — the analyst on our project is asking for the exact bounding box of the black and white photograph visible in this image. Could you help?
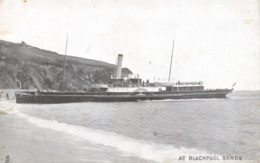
[0,0,259,162]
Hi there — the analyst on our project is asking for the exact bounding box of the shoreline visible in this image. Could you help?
[0,90,259,162]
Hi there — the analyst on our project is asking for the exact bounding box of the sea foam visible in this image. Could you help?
[13,109,220,163]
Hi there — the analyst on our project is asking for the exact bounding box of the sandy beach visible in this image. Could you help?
[0,103,128,163]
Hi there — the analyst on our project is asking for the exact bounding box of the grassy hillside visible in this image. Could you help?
[0,40,132,90]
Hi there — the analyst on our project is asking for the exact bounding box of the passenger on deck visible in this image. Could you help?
[37,89,40,95]
[5,155,10,163]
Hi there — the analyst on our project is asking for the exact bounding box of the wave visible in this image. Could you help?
[140,98,222,103]
[0,100,16,114]
[14,109,216,162]
[139,96,260,103]
[228,96,260,100]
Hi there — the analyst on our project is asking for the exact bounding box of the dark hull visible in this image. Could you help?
[16,89,233,104]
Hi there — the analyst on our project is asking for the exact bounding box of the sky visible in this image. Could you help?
[0,0,259,90]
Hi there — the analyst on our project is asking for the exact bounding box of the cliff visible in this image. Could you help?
[0,40,132,91]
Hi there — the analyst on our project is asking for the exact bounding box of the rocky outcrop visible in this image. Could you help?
[0,40,132,91]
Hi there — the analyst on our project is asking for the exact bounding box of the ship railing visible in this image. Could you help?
[175,81,204,85]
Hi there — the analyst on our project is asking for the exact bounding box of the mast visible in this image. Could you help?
[60,33,69,91]
[168,35,175,82]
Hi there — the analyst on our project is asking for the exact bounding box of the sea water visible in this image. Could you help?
[0,91,259,162]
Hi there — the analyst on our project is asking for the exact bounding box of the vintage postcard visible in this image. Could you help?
[0,0,259,162]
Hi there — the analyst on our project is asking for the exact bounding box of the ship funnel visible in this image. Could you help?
[116,54,123,79]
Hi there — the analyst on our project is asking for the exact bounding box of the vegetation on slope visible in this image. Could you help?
[0,40,132,91]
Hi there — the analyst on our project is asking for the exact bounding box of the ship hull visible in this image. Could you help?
[16,89,233,104]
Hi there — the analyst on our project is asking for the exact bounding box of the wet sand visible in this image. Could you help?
[0,101,150,163]
[0,90,259,163]
[0,110,83,163]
